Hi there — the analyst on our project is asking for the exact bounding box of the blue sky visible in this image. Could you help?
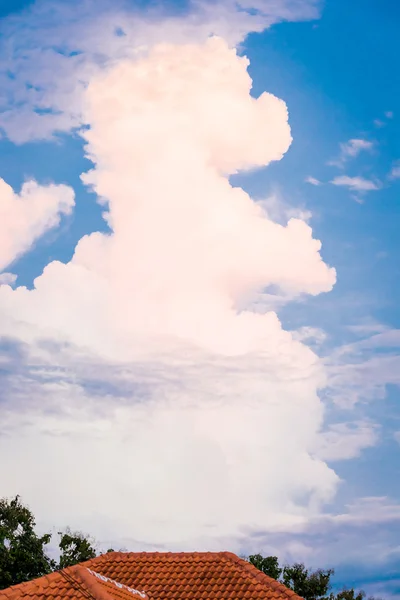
[0,0,399,598]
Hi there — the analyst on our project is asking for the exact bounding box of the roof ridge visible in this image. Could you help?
[67,565,124,600]
[0,564,148,600]
[85,567,148,599]
[60,568,99,600]
[221,552,304,600]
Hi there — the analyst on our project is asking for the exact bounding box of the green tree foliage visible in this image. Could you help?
[334,590,367,600]
[281,562,333,600]
[0,496,55,590]
[0,496,99,590]
[248,554,382,600]
[57,528,97,569]
[248,554,282,580]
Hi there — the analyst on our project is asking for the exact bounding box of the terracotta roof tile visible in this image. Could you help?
[0,565,148,600]
[83,552,304,600]
[0,552,303,600]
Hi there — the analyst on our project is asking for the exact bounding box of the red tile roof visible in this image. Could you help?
[85,552,303,600]
[0,564,148,600]
[0,552,303,600]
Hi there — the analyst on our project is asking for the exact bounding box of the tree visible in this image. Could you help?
[248,554,382,600]
[333,590,366,600]
[281,562,333,600]
[248,554,282,580]
[0,495,55,590]
[0,495,100,589]
[58,528,97,569]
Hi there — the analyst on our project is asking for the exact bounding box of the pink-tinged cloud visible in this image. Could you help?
[0,179,75,272]
[0,38,341,548]
[0,272,17,286]
[0,0,321,143]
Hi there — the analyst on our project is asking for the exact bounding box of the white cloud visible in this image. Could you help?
[326,497,400,526]
[394,431,400,445]
[313,421,379,462]
[340,138,373,158]
[0,178,75,271]
[347,319,389,337]
[328,138,374,168]
[291,326,327,346]
[389,160,400,180]
[351,329,400,350]
[0,272,17,286]
[257,191,312,225]
[330,175,380,192]
[0,0,321,143]
[305,176,321,186]
[244,495,400,564]
[0,37,339,548]
[373,111,393,129]
[326,329,400,408]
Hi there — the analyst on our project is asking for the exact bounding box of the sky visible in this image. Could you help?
[0,0,399,597]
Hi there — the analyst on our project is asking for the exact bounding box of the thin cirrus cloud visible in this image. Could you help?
[330,175,381,192]
[0,34,346,549]
[389,160,400,180]
[305,176,321,186]
[340,138,374,158]
[328,138,374,168]
[326,329,400,409]
[313,421,379,462]
[374,111,393,128]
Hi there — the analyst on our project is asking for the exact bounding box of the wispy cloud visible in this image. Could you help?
[241,496,400,579]
[341,139,374,159]
[347,319,389,337]
[328,138,374,168]
[313,421,379,462]
[305,176,321,186]
[0,272,17,286]
[325,497,400,527]
[257,191,312,224]
[373,111,393,128]
[330,175,381,192]
[389,160,400,180]
[326,328,400,408]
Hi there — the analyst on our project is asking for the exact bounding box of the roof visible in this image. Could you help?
[0,565,148,600]
[0,552,303,600]
[84,551,303,600]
